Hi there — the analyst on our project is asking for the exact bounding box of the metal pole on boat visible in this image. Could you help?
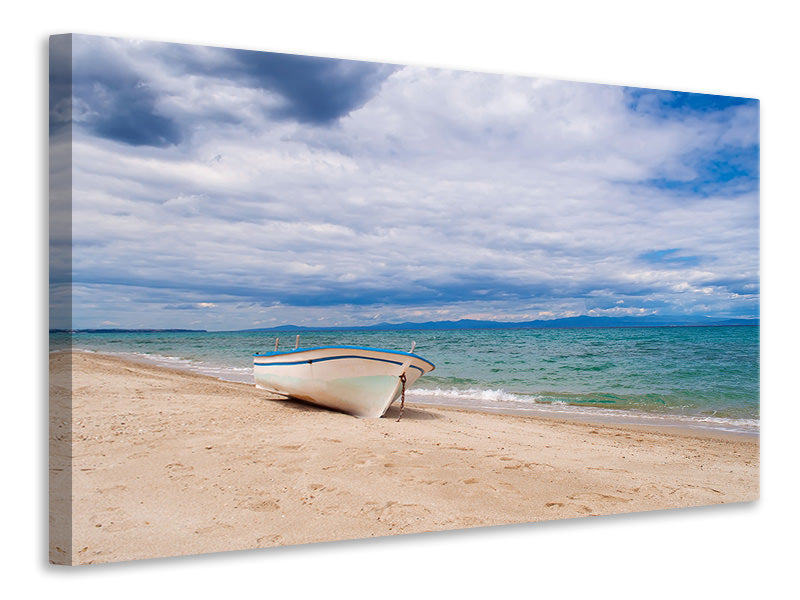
[294,334,300,350]
[410,341,416,353]
[274,337,279,351]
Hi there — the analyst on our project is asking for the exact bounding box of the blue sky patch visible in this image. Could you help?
[625,88,758,119]
[639,249,701,268]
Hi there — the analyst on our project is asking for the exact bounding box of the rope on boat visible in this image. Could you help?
[396,372,407,422]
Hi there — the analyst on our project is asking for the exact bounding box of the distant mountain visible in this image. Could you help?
[50,328,208,333]
[239,315,758,332]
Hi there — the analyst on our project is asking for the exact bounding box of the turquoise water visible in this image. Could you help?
[53,326,759,434]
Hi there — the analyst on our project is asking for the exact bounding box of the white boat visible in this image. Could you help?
[253,343,435,418]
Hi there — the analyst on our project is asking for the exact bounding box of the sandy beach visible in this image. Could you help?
[49,350,759,565]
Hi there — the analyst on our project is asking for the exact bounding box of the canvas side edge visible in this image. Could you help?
[48,32,74,566]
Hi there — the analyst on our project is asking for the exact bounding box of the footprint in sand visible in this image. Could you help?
[246,499,280,512]
[97,484,129,494]
[256,534,283,545]
[194,522,234,535]
[568,492,630,503]
[165,462,192,471]
[165,463,194,480]
[452,515,486,527]
[587,466,630,474]
[503,461,556,472]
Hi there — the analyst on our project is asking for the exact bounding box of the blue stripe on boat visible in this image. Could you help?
[254,353,427,374]
[252,345,435,369]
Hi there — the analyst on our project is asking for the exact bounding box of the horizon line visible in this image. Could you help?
[52,314,760,334]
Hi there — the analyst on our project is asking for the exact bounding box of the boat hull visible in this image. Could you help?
[253,345,435,418]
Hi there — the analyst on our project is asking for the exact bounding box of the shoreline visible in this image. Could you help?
[57,348,759,438]
[59,348,756,441]
[51,350,759,565]
[409,401,759,442]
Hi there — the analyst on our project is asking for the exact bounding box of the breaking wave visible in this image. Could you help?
[407,387,759,435]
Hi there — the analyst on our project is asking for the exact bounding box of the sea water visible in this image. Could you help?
[53,326,759,435]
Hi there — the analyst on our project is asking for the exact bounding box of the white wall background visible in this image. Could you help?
[4,1,796,597]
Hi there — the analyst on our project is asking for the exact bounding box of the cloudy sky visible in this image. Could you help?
[52,34,759,330]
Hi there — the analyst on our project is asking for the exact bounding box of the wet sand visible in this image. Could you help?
[49,351,759,565]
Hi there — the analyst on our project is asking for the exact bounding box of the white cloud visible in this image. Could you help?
[65,39,759,329]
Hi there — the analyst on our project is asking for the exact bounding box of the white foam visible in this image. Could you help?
[408,387,759,435]
[408,387,538,404]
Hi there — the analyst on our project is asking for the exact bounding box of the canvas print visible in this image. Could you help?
[49,34,759,565]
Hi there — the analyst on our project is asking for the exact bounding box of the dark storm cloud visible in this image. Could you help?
[147,41,398,124]
[75,258,666,313]
[69,36,396,148]
[225,49,398,124]
[71,37,182,146]
[88,89,183,147]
